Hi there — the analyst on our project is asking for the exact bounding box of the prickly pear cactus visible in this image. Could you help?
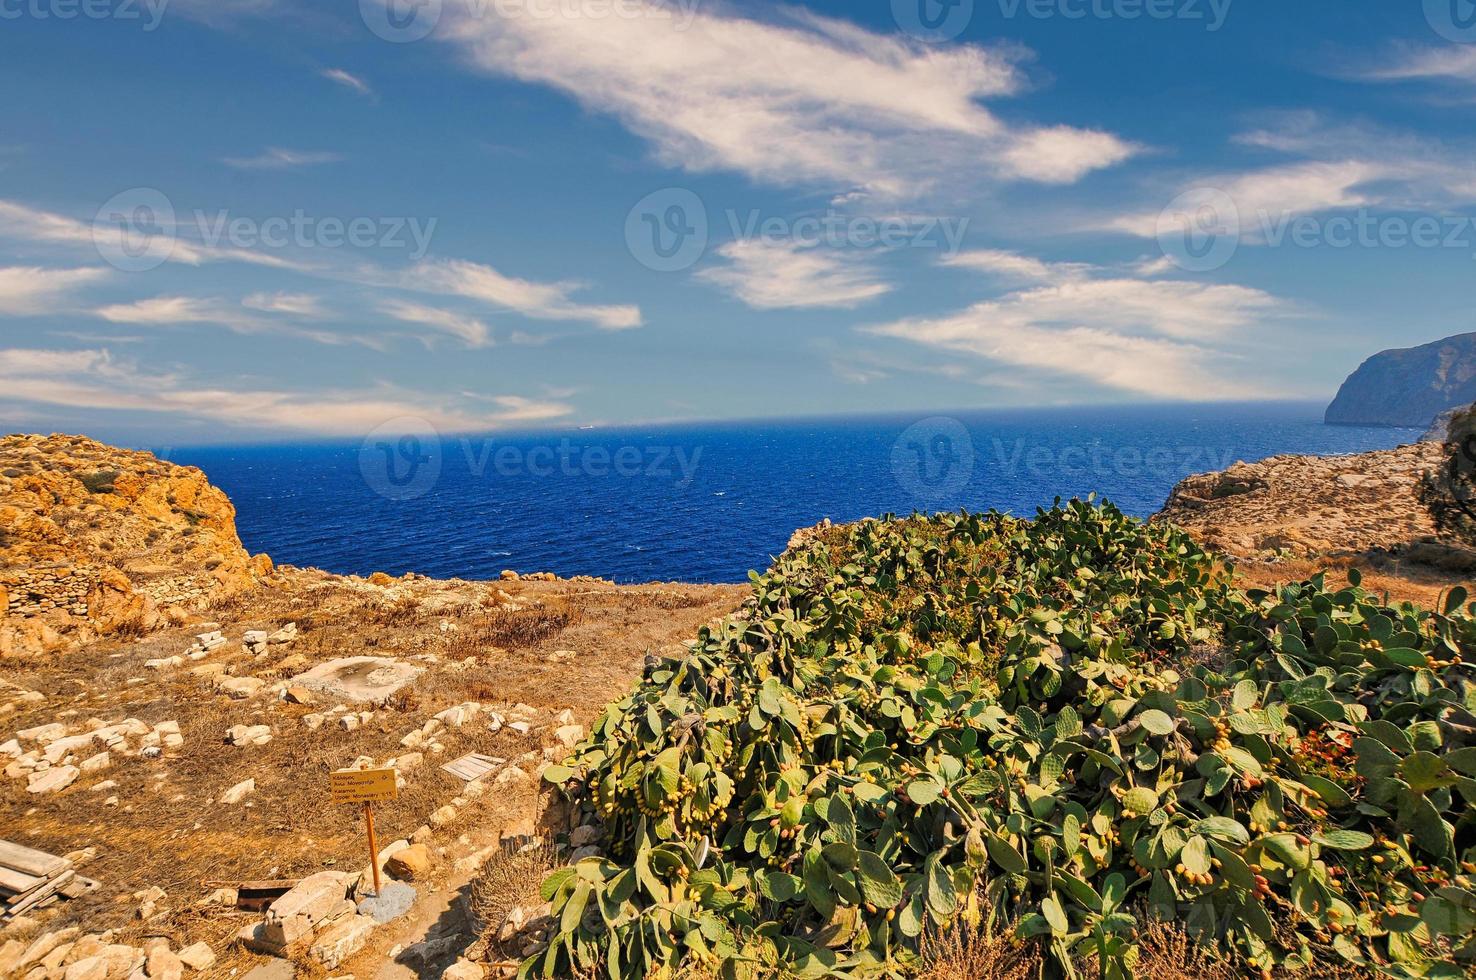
[532,502,1476,979]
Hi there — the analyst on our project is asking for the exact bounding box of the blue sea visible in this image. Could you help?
[171,402,1422,585]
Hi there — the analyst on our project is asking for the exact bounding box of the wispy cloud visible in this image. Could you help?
[940,249,1095,283]
[0,346,573,435]
[1359,45,1476,86]
[864,250,1284,399]
[0,199,305,271]
[241,291,332,318]
[223,147,343,170]
[93,295,373,348]
[696,239,891,309]
[0,199,643,336]
[378,298,492,348]
[395,258,642,330]
[321,68,373,98]
[434,1,1137,197]
[0,266,110,315]
[1104,116,1476,240]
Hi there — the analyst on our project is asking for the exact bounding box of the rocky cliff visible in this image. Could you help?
[1156,441,1445,562]
[1325,332,1476,427]
[0,433,272,656]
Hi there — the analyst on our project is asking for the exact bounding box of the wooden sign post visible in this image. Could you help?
[330,767,398,895]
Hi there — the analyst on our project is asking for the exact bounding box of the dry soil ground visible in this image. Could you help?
[0,568,744,978]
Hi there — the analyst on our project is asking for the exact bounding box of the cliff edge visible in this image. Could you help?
[1156,441,1445,562]
[1325,331,1476,428]
[0,433,272,656]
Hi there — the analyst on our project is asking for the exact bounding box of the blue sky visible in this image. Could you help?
[2,0,1475,443]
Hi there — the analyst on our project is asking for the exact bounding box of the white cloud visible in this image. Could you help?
[0,199,305,271]
[0,347,573,435]
[378,299,492,348]
[95,296,259,329]
[941,249,1093,282]
[696,240,891,309]
[1105,116,1476,242]
[1106,160,1387,239]
[1361,45,1476,85]
[865,250,1284,399]
[94,295,372,348]
[321,68,373,97]
[997,126,1139,185]
[395,258,642,330]
[242,291,331,318]
[223,147,343,170]
[0,266,110,315]
[434,1,1137,197]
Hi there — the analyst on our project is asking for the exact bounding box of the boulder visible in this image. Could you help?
[384,843,432,881]
[306,914,374,970]
[217,677,264,699]
[443,959,484,980]
[219,778,255,804]
[27,765,78,794]
[174,943,214,971]
[145,946,182,980]
[260,871,354,947]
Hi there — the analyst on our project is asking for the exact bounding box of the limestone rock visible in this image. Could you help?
[27,765,78,794]
[442,959,484,980]
[384,843,432,881]
[0,434,268,658]
[174,943,214,971]
[219,778,255,804]
[307,914,374,970]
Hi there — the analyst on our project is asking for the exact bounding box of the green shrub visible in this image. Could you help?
[536,502,1476,979]
[1420,404,1476,546]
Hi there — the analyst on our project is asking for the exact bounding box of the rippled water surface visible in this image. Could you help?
[173,402,1420,584]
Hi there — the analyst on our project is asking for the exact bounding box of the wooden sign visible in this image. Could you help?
[329,767,398,804]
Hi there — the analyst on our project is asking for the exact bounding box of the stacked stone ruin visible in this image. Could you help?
[1,565,94,620]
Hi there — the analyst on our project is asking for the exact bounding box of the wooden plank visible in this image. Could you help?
[441,752,500,782]
[7,871,74,917]
[0,866,42,895]
[200,878,299,890]
[57,877,98,899]
[0,841,68,878]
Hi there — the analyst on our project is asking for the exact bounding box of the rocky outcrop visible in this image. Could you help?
[0,433,272,657]
[1156,442,1445,562]
[1326,332,1476,428]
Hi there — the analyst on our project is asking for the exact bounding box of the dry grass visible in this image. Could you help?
[468,843,558,944]
[919,918,1040,980]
